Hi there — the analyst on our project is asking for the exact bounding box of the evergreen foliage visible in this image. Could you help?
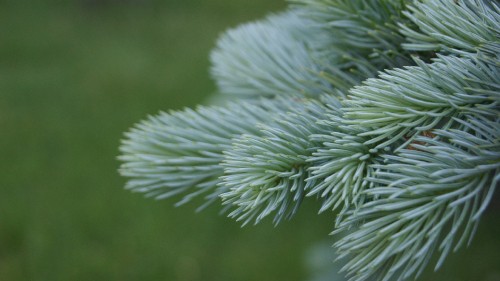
[119,0,499,280]
[119,98,300,209]
[221,98,336,225]
[210,10,333,98]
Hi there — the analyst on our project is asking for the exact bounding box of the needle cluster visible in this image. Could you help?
[119,1,499,280]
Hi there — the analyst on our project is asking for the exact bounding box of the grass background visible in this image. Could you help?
[1,1,499,280]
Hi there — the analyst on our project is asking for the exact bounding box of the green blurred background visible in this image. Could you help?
[1,1,499,281]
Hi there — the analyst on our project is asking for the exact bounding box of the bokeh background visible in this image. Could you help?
[1,1,499,281]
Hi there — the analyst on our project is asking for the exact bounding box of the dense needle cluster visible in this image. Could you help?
[119,0,499,280]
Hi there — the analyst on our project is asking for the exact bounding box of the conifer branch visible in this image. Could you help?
[334,116,499,281]
[220,98,338,225]
[292,0,415,91]
[401,0,500,55]
[119,0,500,279]
[119,98,300,209]
[308,124,384,224]
[343,55,500,150]
[210,10,332,98]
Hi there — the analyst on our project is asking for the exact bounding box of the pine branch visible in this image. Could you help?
[291,0,416,91]
[220,97,339,225]
[210,10,332,98]
[293,0,410,53]
[401,0,500,55]
[334,116,499,281]
[307,120,384,224]
[118,1,500,280]
[343,55,500,150]
[119,98,300,209]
